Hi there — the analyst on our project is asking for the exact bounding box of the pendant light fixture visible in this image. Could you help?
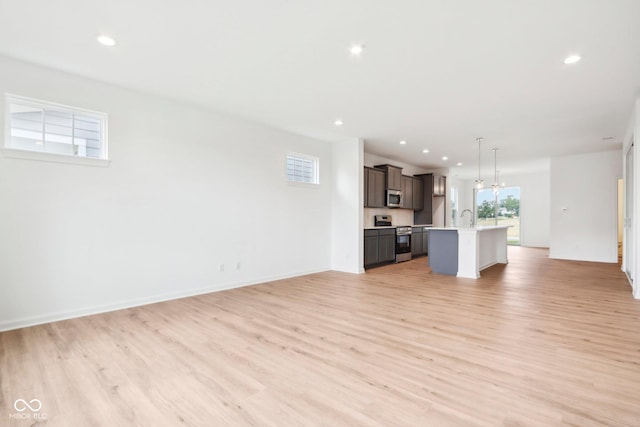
[491,148,506,195]
[475,137,484,189]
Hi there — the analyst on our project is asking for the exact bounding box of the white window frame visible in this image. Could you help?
[3,94,110,167]
[286,152,319,185]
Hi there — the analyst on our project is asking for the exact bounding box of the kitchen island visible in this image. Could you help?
[428,226,509,279]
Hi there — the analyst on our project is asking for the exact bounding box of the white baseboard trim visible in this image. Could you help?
[0,267,330,332]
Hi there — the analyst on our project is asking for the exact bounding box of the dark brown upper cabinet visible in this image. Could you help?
[374,164,402,190]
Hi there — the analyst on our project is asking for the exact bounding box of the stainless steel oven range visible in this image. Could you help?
[373,215,412,263]
[395,226,412,263]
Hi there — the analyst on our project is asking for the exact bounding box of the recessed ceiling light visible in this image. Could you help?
[456,162,463,166]
[422,149,429,153]
[334,119,343,126]
[349,44,364,56]
[442,156,448,161]
[563,54,581,65]
[97,35,116,47]
[399,140,407,145]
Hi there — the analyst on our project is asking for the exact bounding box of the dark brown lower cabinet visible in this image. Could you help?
[364,232,379,267]
[411,228,423,256]
[379,232,395,263]
[364,229,396,269]
[411,226,430,257]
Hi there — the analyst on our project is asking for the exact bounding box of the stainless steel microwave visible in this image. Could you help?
[386,190,403,208]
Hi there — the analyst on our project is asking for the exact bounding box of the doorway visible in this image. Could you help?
[624,144,633,282]
[618,179,623,261]
[476,186,521,245]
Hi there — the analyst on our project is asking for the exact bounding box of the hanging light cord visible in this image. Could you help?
[493,148,498,191]
[475,137,484,188]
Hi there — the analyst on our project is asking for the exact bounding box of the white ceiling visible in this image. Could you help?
[1,0,639,178]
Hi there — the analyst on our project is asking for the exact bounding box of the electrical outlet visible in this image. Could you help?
[219,264,224,272]
[235,262,241,270]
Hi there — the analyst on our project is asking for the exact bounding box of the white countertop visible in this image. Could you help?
[428,225,510,231]
[364,224,433,230]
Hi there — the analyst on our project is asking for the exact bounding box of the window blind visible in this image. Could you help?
[287,154,318,184]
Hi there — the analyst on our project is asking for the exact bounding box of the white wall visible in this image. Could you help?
[549,150,622,263]
[500,170,551,248]
[448,176,473,227]
[0,55,336,331]
[331,138,363,273]
[622,98,639,298]
[633,98,639,298]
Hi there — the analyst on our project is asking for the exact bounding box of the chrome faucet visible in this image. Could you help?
[460,209,474,227]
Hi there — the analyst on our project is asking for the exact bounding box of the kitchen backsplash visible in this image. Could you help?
[364,208,414,227]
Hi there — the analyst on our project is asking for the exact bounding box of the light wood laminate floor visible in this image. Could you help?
[1,247,639,426]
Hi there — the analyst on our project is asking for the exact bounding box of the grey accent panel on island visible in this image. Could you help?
[428,229,458,275]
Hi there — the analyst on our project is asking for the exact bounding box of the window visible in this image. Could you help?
[476,186,521,245]
[4,94,108,164]
[286,153,319,184]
